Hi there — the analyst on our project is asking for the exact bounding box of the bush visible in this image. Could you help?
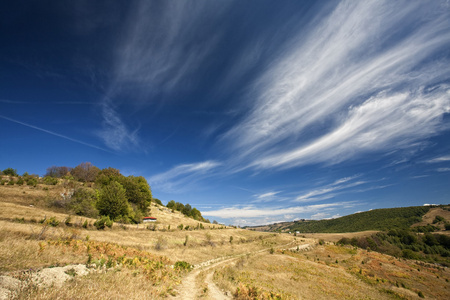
[433,215,445,224]
[68,188,99,218]
[25,177,38,187]
[16,177,24,185]
[174,261,192,271]
[3,168,18,176]
[46,217,60,227]
[42,176,58,185]
[94,216,113,230]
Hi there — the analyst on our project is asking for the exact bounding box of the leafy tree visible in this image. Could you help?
[3,168,18,176]
[190,208,203,221]
[95,167,123,187]
[153,198,163,205]
[96,181,128,220]
[166,200,176,209]
[71,162,100,182]
[68,188,99,218]
[182,203,192,216]
[175,202,185,212]
[120,176,152,213]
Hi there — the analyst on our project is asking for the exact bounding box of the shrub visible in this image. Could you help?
[94,215,113,230]
[47,217,60,227]
[68,188,98,218]
[433,215,445,224]
[25,177,38,187]
[174,261,192,271]
[3,168,18,176]
[445,223,450,231]
[42,176,58,185]
[16,177,24,185]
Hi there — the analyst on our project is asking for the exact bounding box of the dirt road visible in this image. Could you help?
[172,240,312,299]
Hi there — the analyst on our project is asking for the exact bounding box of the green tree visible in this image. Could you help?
[96,181,128,220]
[3,168,18,176]
[95,167,123,187]
[68,188,99,218]
[182,203,192,216]
[167,200,176,209]
[120,176,152,213]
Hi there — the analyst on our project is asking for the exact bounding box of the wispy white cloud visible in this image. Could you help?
[98,1,232,151]
[437,168,450,172]
[221,0,450,172]
[202,201,355,219]
[251,191,280,203]
[425,155,450,163]
[295,176,367,202]
[96,102,140,152]
[253,90,450,170]
[148,160,222,193]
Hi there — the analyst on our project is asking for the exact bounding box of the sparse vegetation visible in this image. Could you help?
[1,166,449,299]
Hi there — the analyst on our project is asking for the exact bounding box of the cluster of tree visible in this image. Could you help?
[286,206,432,233]
[45,162,100,182]
[69,166,153,223]
[338,228,450,267]
[13,163,154,224]
[166,200,209,223]
[1,168,19,176]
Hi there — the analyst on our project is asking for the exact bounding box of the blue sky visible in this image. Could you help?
[1,0,450,226]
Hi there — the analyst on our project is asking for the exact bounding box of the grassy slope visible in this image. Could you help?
[2,183,450,299]
[249,205,438,233]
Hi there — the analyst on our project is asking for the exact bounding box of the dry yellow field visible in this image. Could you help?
[1,183,450,299]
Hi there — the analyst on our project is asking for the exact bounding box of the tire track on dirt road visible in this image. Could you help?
[172,240,312,299]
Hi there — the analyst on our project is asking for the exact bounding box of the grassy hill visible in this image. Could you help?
[247,205,450,233]
[1,175,450,299]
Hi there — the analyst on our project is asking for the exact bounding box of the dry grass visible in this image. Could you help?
[2,184,450,299]
[17,269,175,299]
[213,251,391,299]
[212,244,450,299]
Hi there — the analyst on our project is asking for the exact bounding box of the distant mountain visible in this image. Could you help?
[245,205,450,233]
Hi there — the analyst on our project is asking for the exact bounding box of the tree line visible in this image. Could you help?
[2,163,208,226]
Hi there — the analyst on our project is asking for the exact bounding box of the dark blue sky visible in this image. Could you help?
[1,0,450,226]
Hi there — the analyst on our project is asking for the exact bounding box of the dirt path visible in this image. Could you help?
[172,240,311,299]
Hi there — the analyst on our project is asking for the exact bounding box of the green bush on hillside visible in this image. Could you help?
[94,215,113,230]
[288,206,431,233]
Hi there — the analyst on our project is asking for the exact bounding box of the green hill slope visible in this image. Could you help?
[259,206,433,233]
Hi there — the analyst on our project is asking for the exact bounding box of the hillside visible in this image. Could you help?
[1,179,450,299]
[247,205,450,233]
